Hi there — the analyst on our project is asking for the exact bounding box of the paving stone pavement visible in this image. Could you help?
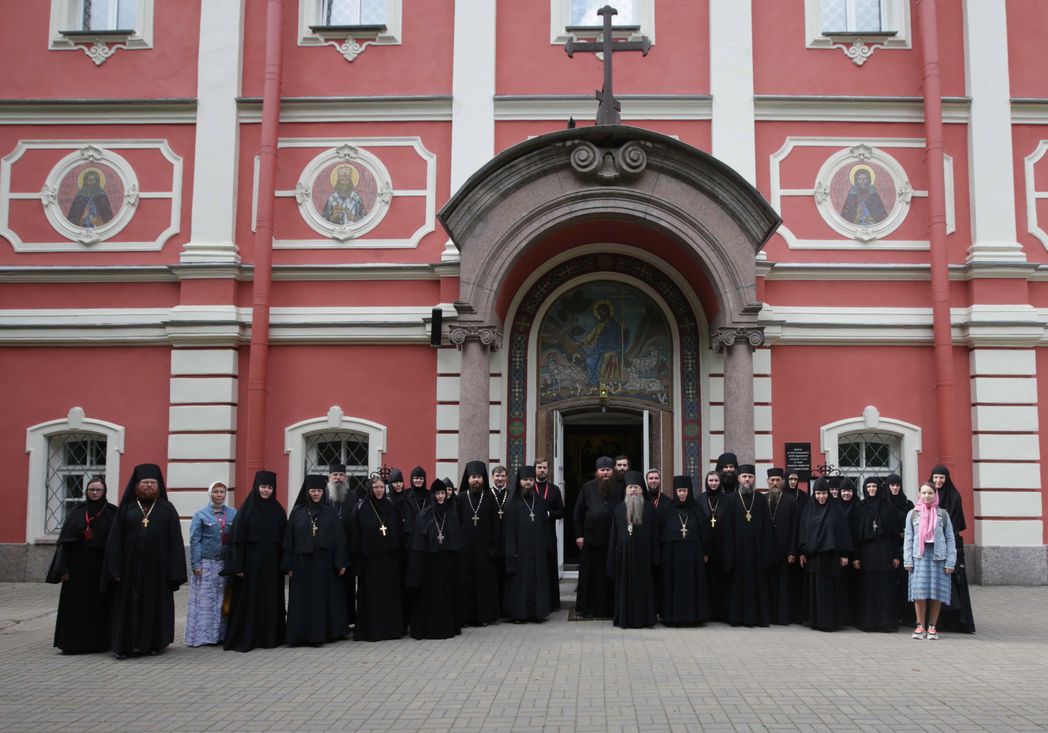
[1,583,1046,732]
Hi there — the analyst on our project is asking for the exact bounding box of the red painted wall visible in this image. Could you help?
[0,346,171,543]
[1006,0,1048,98]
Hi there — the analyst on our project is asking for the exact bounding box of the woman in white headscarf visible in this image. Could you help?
[185,481,236,646]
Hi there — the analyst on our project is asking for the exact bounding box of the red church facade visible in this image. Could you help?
[1,0,1046,585]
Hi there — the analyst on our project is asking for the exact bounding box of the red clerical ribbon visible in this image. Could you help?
[82,506,105,540]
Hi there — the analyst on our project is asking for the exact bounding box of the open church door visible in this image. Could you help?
[552,409,566,579]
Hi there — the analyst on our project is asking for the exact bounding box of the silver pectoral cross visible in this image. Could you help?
[379,524,388,537]
[437,532,444,545]
[529,511,535,522]
[627,524,634,536]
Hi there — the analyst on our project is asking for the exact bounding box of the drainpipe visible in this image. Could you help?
[917,0,957,471]
[245,0,284,487]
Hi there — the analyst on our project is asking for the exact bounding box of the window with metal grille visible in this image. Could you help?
[821,0,883,33]
[81,0,138,31]
[323,0,386,25]
[837,431,902,485]
[304,431,371,496]
[45,432,107,534]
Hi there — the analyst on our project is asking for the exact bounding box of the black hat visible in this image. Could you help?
[253,470,277,489]
[884,473,902,486]
[624,470,644,487]
[716,452,739,470]
[826,475,843,489]
[518,465,536,480]
[767,467,785,479]
[738,464,756,475]
[840,477,856,492]
[387,468,403,483]
[672,475,692,489]
[596,456,614,469]
[443,477,454,490]
[430,479,446,492]
[305,474,327,490]
[329,463,347,474]
[410,466,426,480]
[120,463,168,505]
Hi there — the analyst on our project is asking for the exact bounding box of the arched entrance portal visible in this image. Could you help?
[439,124,780,486]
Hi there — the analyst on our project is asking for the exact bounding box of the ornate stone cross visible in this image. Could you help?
[564,5,652,125]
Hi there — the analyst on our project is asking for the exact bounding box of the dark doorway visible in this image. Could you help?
[561,411,643,567]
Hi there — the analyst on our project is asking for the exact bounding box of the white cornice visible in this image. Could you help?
[493,95,712,121]
[754,95,970,124]
[762,262,1042,282]
[236,96,453,123]
[1011,99,1048,124]
[0,99,196,125]
[0,262,454,284]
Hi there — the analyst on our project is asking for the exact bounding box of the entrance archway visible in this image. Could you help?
[439,125,781,476]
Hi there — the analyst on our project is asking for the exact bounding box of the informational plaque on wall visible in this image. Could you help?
[784,442,812,482]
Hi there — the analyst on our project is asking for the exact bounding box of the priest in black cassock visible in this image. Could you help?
[47,474,116,653]
[573,456,624,618]
[715,452,739,494]
[784,470,809,621]
[352,475,404,641]
[103,464,188,659]
[535,458,564,610]
[328,462,358,630]
[765,467,799,625]
[504,466,552,622]
[222,470,287,652]
[658,475,709,626]
[606,471,659,628]
[646,468,668,617]
[455,460,500,626]
[721,464,776,627]
[489,464,512,616]
[850,476,901,632]
[282,474,348,646]
[698,470,730,621]
[406,479,462,639]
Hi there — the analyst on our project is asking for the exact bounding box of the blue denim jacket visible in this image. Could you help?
[190,504,237,569]
[903,507,957,569]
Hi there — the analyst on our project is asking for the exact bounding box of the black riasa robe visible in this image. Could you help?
[47,499,117,653]
[837,500,858,625]
[721,490,777,627]
[352,497,404,641]
[697,490,730,622]
[333,498,358,628]
[104,499,187,656]
[455,489,501,626]
[537,481,564,610]
[573,479,624,618]
[504,491,551,621]
[783,488,809,622]
[606,502,659,629]
[767,491,799,626]
[851,498,902,632]
[407,504,462,639]
[222,498,287,652]
[799,501,853,631]
[658,500,708,626]
[489,486,512,616]
[282,502,348,645]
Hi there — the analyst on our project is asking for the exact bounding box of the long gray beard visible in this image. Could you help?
[625,494,644,526]
[739,485,754,498]
[328,480,348,504]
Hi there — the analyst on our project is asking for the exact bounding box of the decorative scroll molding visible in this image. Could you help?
[449,325,502,351]
[711,326,765,352]
[566,140,650,183]
[829,36,888,66]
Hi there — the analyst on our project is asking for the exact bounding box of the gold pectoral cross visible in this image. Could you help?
[745,511,752,523]
[379,524,388,537]
[142,518,150,528]
[312,524,318,536]
[710,517,717,527]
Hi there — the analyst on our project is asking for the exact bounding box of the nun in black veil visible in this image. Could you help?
[884,473,915,626]
[850,476,901,632]
[222,470,287,652]
[46,474,117,653]
[928,465,975,633]
[798,478,853,631]
[282,474,348,646]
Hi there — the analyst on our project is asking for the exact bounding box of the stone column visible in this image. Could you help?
[450,325,501,475]
[713,326,764,465]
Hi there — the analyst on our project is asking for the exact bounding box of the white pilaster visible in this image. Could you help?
[963,0,1025,263]
[969,348,1043,547]
[181,0,245,264]
[450,0,496,194]
[710,0,756,184]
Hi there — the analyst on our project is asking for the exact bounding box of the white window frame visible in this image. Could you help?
[820,405,922,499]
[25,407,125,544]
[550,0,656,45]
[284,405,387,505]
[804,0,910,49]
[49,0,154,59]
[298,0,402,62]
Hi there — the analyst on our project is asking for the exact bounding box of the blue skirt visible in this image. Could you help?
[908,544,952,603]
[185,558,228,646]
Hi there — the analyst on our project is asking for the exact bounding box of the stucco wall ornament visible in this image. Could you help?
[39,145,140,245]
[566,140,650,183]
[296,144,393,241]
[814,144,912,243]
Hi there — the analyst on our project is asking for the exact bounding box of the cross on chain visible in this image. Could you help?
[564,5,652,125]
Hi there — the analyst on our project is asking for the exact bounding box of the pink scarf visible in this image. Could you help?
[916,491,939,549]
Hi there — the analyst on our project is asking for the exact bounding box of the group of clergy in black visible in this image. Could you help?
[576,452,975,632]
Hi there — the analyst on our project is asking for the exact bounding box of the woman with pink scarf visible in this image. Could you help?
[903,483,957,640]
